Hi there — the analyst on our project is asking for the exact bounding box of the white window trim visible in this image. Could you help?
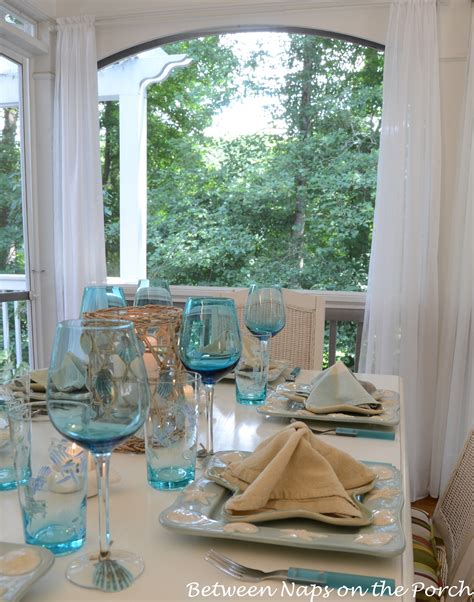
[0,19,46,57]
[0,44,35,366]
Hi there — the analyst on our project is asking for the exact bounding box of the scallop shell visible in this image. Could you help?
[93,369,114,403]
[93,558,134,592]
[117,335,138,365]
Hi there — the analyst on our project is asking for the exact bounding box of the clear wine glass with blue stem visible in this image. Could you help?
[244,285,286,387]
[47,319,150,592]
[178,298,241,457]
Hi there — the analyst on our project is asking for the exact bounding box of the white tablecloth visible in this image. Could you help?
[0,372,413,601]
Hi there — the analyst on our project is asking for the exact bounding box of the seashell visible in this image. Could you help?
[117,335,138,365]
[0,548,41,576]
[80,333,93,354]
[93,558,134,592]
[223,522,259,534]
[92,369,114,403]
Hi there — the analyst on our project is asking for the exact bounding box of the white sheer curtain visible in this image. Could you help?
[53,16,106,320]
[360,0,441,500]
[430,9,474,497]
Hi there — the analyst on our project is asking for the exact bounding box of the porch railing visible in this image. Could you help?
[0,275,367,373]
[122,284,367,372]
[0,274,30,371]
[325,307,365,370]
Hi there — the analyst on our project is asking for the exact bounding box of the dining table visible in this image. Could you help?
[0,371,414,602]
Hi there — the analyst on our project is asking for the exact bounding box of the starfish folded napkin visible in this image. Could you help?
[213,422,375,524]
[304,361,383,415]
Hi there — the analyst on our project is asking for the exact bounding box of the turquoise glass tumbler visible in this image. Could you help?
[9,402,88,555]
[0,386,17,491]
[145,371,201,490]
[235,335,268,406]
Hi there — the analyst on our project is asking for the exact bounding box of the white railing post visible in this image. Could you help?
[13,300,22,366]
[2,302,9,352]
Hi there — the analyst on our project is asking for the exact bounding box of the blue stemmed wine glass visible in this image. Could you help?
[133,278,172,306]
[178,298,241,456]
[244,285,286,390]
[80,285,127,314]
[47,319,150,592]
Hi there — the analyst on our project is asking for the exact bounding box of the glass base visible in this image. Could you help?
[25,526,85,556]
[0,466,16,490]
[0,480,17,491]
[147,465,194,490]
[236,396,267,406]
[66,549,144,592]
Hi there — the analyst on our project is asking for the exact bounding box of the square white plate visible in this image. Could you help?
[160,451,405,558]
[257,388,400,426]
[0,542,54,602]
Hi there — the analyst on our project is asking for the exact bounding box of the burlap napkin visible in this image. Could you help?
[305,361,383,415]
[218,421,375,520]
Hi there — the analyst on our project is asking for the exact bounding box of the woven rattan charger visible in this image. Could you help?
[84,305,184,454]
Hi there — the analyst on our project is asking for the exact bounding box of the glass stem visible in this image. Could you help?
[94,452,112,560]
[260,337,270,387]
[204,383,215,456]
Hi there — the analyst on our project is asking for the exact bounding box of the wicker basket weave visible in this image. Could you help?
[84,305,184,454]
[84,305,183,373]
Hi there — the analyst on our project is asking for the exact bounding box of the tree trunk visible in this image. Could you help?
[290,39,314,286]
[101,102,114,185]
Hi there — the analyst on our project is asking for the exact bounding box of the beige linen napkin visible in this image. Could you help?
[29,369,48,392]
[219,421,375,519]
[304,361,383,415]
[238,335,281,372]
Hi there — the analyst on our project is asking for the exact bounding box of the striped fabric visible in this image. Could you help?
[412,507,444,600]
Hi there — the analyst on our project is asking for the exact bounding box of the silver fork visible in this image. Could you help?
[205,549,291,582]
[205,549,396,592]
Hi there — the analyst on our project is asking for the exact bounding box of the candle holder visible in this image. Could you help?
[84,306,184,454]
[84,305,183,374]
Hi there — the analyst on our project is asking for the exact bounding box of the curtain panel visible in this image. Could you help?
[430,8,474,497]
[53,16,107,320]
[360,0,441,500]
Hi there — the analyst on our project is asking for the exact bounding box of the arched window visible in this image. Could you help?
[98,31,383,294]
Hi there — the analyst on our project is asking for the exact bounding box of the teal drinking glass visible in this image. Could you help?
[47,319,150,592]
[9,402,88,555]
[0,386,17,491]
[242,285,286,404]
[178,298,241,456]
[80,285,126,315]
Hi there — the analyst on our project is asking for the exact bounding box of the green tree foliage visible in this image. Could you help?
[99,33,383,293]
[100,100,120,275]
[0,106,24,274]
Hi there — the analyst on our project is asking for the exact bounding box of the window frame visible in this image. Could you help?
[101,27,381,312]
[0,45,34,367]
